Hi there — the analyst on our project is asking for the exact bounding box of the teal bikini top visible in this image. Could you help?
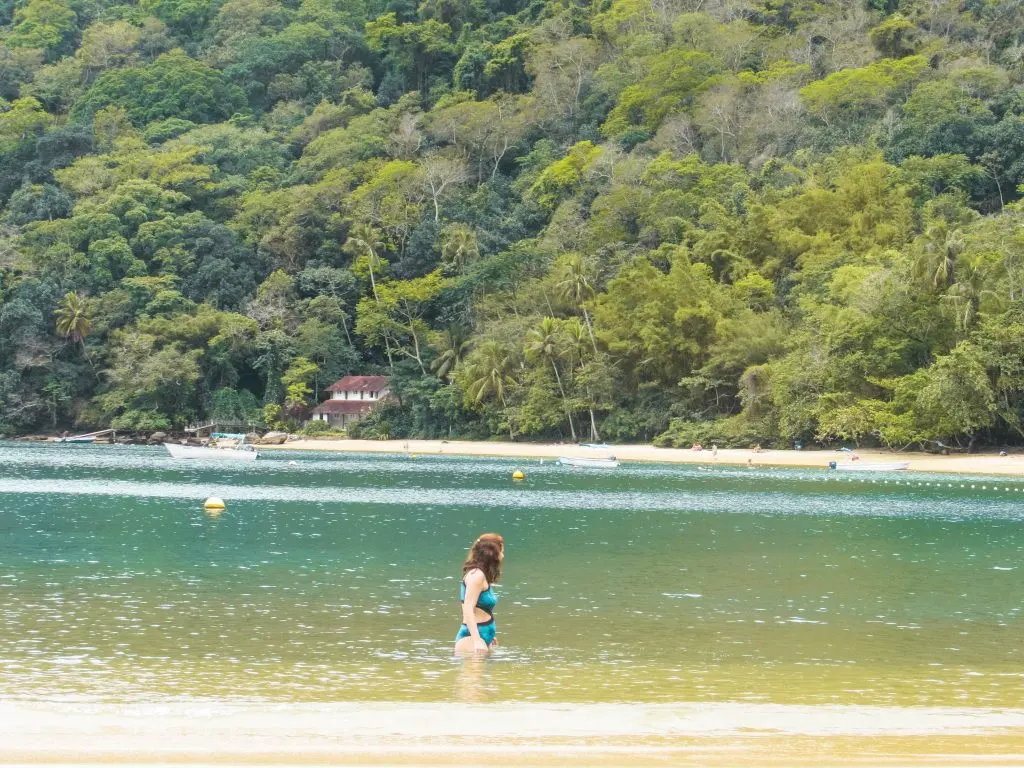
[460,578,497,615]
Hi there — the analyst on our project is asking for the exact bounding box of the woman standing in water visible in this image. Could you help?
[454,533,503,654]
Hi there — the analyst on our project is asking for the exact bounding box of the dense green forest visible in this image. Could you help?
[0,0,1023,449]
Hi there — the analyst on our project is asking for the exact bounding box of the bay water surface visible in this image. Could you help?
[2,441,1024,762]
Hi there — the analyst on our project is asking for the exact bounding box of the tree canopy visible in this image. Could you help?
[0,0,1022,451]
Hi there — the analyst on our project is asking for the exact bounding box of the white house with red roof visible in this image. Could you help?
[309,375,390,428]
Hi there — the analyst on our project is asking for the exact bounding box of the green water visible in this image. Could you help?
[1,442,1023,707]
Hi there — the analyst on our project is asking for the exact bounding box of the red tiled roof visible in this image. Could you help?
[325,375,389,393]
[311,400,378,415]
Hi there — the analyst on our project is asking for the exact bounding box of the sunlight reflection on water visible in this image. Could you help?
[1,442,1023,706]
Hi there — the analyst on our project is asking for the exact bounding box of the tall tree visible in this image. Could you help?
[556,254,599,355]
[525,316,576,441]
[54,291,93,367]
[345,222,394,369]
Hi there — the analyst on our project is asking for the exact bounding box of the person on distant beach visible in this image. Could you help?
[454,533,504,655]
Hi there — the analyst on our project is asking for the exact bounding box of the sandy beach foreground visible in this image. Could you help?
[267,438,1024,476]
[4,701,1024,766]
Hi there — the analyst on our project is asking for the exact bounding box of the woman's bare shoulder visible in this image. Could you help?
[463,568,487,588]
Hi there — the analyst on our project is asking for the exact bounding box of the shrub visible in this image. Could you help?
[298,420,345,437]
[109,409,171,432]
[654,414,773,448]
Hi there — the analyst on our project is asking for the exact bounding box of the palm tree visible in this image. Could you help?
[439,223,480,275]
[55,291,93,366]
[916,221,964,291]
[556,253,599,354]
[346,223,386,303]
[942,263,1000,334]
[465,342,517,440]
[525,317,577,441]
[564,317,600,441]
[430,326,471,380]
[345,223,393,368]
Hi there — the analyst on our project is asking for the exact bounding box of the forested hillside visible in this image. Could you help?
[0,0,1022,448]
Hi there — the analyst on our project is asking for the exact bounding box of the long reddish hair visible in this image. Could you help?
[462,533,503,585]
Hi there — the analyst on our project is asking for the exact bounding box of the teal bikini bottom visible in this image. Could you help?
[455,618,495,646]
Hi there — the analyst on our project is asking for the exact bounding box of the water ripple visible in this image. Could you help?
[0,476,1019,520]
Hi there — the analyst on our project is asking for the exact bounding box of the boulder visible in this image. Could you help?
[148,431,168,444]
[261,431,288,445]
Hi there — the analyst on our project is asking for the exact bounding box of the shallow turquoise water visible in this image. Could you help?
[1,442,1023,706]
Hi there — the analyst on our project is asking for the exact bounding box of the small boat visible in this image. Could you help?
[558,456,619,469]
[579,442,611,450]
[165,433,258,461]
[165,443,258,461]
[832,461,909,472]
[52,429,116,443]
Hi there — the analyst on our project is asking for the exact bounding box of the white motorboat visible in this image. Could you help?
[165,433,258,461]
[558,456,619,469]
[833,461,909,471]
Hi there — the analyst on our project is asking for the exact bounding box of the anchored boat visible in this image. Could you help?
[52,428,116,443]
[558,456,619,469]
[165,433,259,461]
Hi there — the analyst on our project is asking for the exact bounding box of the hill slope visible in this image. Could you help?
[1,0,1023,449]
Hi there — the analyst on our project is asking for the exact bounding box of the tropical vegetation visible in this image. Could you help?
[1,0,1023,451]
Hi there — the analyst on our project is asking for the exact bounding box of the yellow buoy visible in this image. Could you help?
[204,496,225,511]
[512,470,525,481]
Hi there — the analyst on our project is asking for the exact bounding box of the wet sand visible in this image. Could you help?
[4,701,1024,765]
[266,439,1024,476]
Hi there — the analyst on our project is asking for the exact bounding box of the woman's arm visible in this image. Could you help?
[461,569,489,651]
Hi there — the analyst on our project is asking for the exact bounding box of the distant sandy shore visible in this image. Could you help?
[264,438,1024,476]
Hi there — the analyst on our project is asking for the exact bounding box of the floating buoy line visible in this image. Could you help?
[691,466,1024,493]
[820,476,1021,492]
